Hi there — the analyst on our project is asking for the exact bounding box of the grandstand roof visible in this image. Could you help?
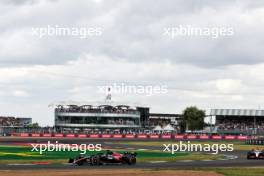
[210,109,264,117]
[50,100,147,109]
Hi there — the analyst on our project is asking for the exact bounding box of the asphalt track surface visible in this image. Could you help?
[0,137,263,169]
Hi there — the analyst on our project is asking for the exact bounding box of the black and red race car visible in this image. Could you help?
[247,149,264,159]
[69,150,137,166]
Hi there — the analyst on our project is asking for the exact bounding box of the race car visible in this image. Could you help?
[247,149,264,159]
[68,150,137,166]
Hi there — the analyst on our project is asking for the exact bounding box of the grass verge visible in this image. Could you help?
[117,141,257,151]
[0,145,223,164]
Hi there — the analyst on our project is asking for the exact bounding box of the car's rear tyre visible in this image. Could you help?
[259,154,264,159]
[68,158,74,163]
[76,160,85,166]
[127,157,136,165]
[91,156,101,165]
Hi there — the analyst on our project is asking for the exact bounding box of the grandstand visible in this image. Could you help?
[0,116,32,136]
[211,109,264,135]
[54,103,184,133]
[54,104,143,132]
[54,91,182,133]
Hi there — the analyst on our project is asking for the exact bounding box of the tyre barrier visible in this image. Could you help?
[246,139,264,145]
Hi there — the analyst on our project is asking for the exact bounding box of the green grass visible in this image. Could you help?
[138,153,222,162]
[117,141,257,151]
[0,145,223,164]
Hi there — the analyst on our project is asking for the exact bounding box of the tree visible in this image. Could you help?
[179,120,186,133]
[183,106,205,131]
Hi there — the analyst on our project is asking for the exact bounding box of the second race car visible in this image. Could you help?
[247,149,264,159]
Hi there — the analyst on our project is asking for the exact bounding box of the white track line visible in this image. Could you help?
[178,160,194,162]
[148,161,168,163]
[8,164,36,166]
[201,160,213,162]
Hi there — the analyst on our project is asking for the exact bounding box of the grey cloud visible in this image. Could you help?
[0,0,264,67]
[0,0,57,5]
[1,0,39,5]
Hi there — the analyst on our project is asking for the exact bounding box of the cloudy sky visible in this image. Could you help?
[0,0,264,126]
